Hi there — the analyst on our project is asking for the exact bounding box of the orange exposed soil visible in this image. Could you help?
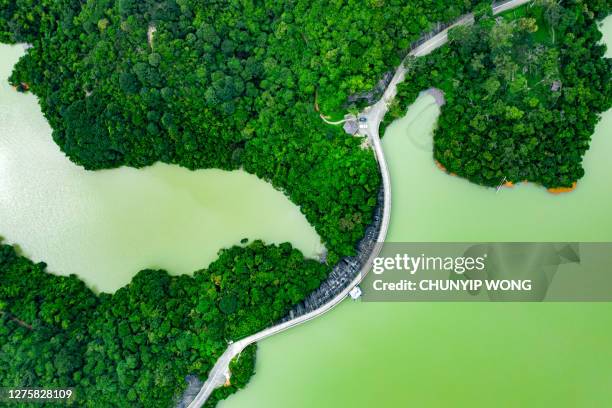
[547,182,577,194]
[12,82,30,92]
[433,160,577,194]
[434,160,456,177]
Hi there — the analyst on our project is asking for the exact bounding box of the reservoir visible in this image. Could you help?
[221,16,612,408]
[0,45,323,293]
[1,13,611,408]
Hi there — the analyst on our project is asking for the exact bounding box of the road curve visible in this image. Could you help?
[186,1,531,406]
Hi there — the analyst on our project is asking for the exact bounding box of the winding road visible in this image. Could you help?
[186,1,531,406]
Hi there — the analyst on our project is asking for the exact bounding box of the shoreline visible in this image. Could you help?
[433,160,578,194]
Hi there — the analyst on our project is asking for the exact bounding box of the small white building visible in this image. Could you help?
[349,286,362,300]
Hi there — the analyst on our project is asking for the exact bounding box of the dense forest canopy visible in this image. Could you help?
[0,0,489,406]
[0,0,483,264]
[0,241,326,406]
[382,0,612,189]
[4,0,611,406]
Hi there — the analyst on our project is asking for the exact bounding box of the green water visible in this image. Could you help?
[0,45,323,293]
[222,16,612,408]
[384,95,612,242]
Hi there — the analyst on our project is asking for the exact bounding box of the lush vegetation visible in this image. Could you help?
[382,0,612,189]
[0,0,487,263]
[5,0,591,406]
[0,0,479,403]
[0,241,326,406]
[203,344,256,408]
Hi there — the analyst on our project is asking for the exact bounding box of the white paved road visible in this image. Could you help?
[187,1,531,406]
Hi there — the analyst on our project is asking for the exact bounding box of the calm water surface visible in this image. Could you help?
[222,16,612,408]
[0,45,323,293]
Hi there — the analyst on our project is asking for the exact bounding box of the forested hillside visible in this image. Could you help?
[0,241,326,407]
[382,0,612,189]
[0,0,482,263]
[0,0,568,406]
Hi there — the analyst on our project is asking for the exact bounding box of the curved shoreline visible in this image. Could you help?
[434,160,579,194]
[184,1,532,406]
